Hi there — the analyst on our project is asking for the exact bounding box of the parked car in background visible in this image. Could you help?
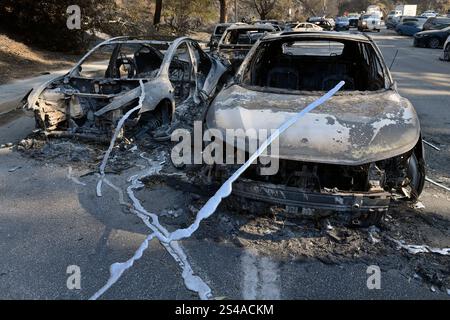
[390,15,426,30]
[284,21,298,30]
[348,14,360,27]
[335,17,350,31]
[207,31,426,226]
[396,19,426,36]
[386,14,401,29]
[414,26,450,48]
[423,17,450,30]
[307,17,334,31]
[420,10,438,18]
[289,22,323,32]
[326,18,336,28]
[217,24,275,71]
[440,35,450,60]
[388,5,418,23]
[209,23,232,50]
[254,20,284,31]
[358,13,382,32]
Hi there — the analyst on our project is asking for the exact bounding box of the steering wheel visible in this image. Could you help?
[116,56,136,78]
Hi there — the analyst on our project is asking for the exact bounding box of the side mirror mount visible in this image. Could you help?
[392,81,398,91]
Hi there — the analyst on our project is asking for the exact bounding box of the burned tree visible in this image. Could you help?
[154,0,163,25]
[219,0,228,22]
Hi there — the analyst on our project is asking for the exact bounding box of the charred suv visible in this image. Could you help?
[26,37,227,141]
[206,32,426,226]
[216,24,275,72]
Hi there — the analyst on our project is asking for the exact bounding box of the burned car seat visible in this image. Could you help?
[267,67,299,90]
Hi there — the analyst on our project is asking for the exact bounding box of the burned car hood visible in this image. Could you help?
[206,85,421,165]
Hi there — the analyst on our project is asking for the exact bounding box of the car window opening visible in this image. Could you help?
[242,39,386,92]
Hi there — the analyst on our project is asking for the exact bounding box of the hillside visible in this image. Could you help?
[0,34,80,84]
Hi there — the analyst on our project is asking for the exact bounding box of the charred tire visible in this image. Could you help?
[407,152,426,200]
[134,100,171,140]
[428,37,441,49]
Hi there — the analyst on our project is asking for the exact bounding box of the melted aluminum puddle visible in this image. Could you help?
[96,80,146,197]
[91,81,345,300]
[388,237,450,255]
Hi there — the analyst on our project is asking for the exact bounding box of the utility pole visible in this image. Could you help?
[235,0,238,22]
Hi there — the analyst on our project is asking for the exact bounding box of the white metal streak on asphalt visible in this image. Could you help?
[67,166,86,186]
[259,256,281,299]
[89,233,156,300]
[91,152,212,300]
[125,153,212,300]
[96,80,146,197]
[388,237,450,255]
[241,250,281,300]
[241,250,259,299]
[91,81,345,300]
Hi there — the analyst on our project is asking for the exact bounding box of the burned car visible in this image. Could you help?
[216,24,275,72]
[206,32,426,226]
[26,36,227,141]
[208,23,233,50]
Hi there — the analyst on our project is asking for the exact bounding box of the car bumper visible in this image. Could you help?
[232,179,391,213]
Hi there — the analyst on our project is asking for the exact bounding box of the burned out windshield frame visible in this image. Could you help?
[236,36,393,93]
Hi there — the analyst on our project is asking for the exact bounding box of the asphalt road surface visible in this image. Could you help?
[0,29,449,300]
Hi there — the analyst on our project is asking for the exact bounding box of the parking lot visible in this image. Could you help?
[0,29,449,300]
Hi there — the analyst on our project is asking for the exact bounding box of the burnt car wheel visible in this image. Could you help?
[428,37,441,49]
[407,152,426,200]
[135,100,172,140]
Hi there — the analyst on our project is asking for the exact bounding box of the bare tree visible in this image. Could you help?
[250,0,276,19]
[295,0,320,17]
[219,0,228,22]
[154,0,163,25]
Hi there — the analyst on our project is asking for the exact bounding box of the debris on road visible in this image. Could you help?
[1,143,13,149]
[368,226,381,244]
[413,201,426,210]
[423,140,441,151]
[67,166,86,186]
[426,177,450,193]
[8,166,21,172]
[388,237,450,256]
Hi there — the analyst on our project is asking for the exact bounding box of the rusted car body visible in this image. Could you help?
[26,36,227,141]
[206,32,426,225]
[216,24,275,72]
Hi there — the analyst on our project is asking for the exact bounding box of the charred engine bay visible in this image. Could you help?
[14,135,450,292]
